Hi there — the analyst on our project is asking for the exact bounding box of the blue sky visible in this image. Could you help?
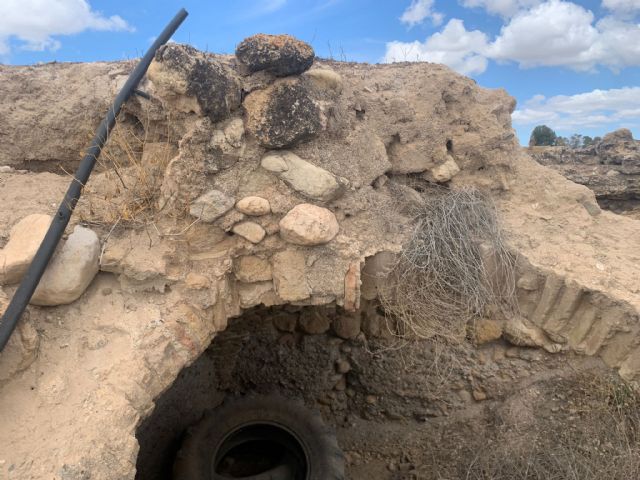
[1,0,639,145]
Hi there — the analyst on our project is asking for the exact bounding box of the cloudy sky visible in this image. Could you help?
[1,0,639,144]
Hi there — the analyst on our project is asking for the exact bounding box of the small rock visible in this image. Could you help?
[0,214,52,285]
[234,256,272,283]
[203,125,245,173]
[279,204,339,246]
[272,312,298,332]
[472,389,487,401]
[218,209,246,231]
[343,261,361,312]
[504,316,563,353]
[261,151,348,202]
[235,34,315,76]
[232,221,266,243]
[427,157,460,183]
[299,308,330,334]
[189,189,235,222]
[473,318,503,344]
[237,281,275,308]
[332,314,362,340]
[31,226,100,306]
[185,272,210,290]
[304,68,343,93]
[365,395,377,405]
[236,196,271,216]
[224,118,245,148]
[334,376,347,391]
[336,359,351,374]
[518,349,543,362]
[244,79,322,148]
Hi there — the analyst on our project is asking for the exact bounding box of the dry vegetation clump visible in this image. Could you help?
[379,186,517,343]
[79,111,176,228]
[453,373,640,480]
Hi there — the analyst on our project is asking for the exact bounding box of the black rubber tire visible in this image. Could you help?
[173,395,345,480]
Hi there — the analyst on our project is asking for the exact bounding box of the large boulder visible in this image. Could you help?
[235,34,314,77]
[0,214,52,285]
[279,204,339,246]
[261,151,348,201]
[244,79,322,148]
[148,44,241,122]
[31,226,100,306]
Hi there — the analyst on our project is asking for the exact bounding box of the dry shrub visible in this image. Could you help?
[456,373,640,480]
[379,186,516,342]
[80,110,175,228]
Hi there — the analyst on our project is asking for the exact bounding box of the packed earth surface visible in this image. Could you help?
[1,34,640,479]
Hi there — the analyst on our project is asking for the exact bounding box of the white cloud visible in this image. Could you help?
[385,1,640,75]
[513,86,640,131]
[0,0,132,54]
[487,1,602,70]
[385,19,489,75]
[461,0,542,17]
[602,0,640,14]
[400,0,444,27]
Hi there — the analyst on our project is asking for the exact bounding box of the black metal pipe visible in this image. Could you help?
[0,8,189,352]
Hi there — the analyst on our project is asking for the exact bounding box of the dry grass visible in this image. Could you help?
[455,373,640,480]
[79,109,176,228]
[379,186,517,343]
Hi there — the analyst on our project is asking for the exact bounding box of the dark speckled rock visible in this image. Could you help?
[235,34,315,77]
[150,44,241,123]
[244,79,322,148]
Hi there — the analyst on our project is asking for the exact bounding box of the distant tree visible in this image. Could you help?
[582,135,594,147]
[568,134,583,149]
[529,125,558,146]
[593,136,602,144]
[555,136,568,147]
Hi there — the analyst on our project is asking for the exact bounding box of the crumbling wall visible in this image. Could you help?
[529,129,640,216]
[0,34,639,479]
